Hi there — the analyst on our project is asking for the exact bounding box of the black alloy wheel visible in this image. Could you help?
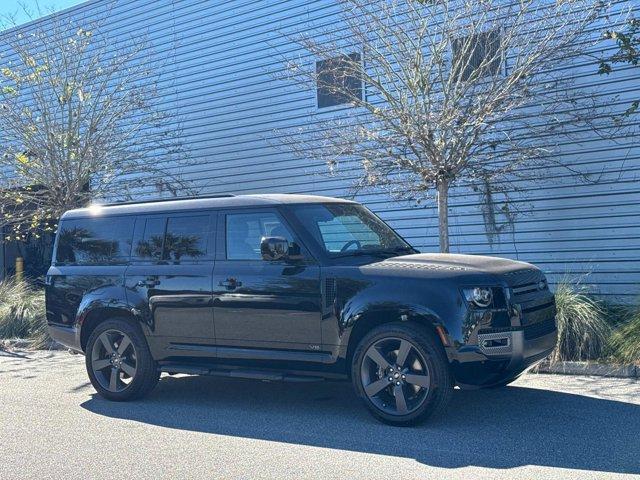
[85,318,159,401]
[360,337,431,416]
[90,329,138,393]
[352,322,453,426]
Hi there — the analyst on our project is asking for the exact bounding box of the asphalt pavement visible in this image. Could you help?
[1,349,639,480]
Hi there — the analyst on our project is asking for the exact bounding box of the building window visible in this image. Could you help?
[452,30,502,81]
[316,53,362,109]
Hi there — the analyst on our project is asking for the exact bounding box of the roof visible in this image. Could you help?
[61,193,356,219]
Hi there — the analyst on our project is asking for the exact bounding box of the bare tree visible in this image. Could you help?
[0,9,192,241]
[600,15,639,115]
[282,0,630,252]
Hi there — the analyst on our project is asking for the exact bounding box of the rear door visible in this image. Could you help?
[212,209,322,351]
[125,212,216,346]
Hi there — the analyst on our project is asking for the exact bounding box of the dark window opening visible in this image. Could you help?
[316,53,362,108]
[452,30,501,81]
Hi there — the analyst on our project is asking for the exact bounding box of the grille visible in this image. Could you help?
[325,278,336,308]
[524,317,556,340]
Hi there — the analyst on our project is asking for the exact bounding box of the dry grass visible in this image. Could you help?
[607,308,640,366]
[551,281,611,363]
[0,277,49,348]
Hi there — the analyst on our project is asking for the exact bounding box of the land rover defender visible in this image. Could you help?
[46,194,557,425]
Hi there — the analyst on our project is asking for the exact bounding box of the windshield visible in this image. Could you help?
[290,203,415,257]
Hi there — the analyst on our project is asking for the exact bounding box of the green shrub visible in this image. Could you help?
[0,277,49,348]
[607,309,640,365]
[551,281,611,363]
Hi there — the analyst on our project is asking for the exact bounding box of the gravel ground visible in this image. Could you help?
[1,349,639,480]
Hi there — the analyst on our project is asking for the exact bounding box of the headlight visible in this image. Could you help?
[463,287,494,308]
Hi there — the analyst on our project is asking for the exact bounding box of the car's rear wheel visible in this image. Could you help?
[351,322,453,426]
[85,318,159,401]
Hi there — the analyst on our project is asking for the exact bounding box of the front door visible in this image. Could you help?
[212,209,322,351]
[125,212,216,347]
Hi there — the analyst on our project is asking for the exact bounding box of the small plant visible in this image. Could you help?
[551,280,611,363]
[0,276,49,348]
[607,308,640,365]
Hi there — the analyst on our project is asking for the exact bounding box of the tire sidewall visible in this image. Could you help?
[85,318,158,401]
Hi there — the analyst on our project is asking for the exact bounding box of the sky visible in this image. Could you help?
[1,0,87,28]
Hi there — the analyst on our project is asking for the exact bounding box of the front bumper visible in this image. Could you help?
[449,324,557,387]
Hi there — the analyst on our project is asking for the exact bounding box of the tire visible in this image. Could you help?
[85,317,160,401]
[351,321,453,426]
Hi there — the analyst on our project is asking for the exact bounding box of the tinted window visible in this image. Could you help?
[56,217,135,265]
[134,218,166,260]
[226,212,293,260]
[134,215,210,262]
[164,215,208,262]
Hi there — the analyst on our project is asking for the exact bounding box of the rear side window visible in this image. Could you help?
[134,214,210,262]
[55,217,135,265]
[164,216,209,261]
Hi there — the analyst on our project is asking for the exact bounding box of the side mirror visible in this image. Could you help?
[260,236,289,261]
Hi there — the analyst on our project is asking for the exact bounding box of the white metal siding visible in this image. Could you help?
[1,0,639,299]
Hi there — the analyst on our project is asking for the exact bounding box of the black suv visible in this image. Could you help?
[46,194,556,425]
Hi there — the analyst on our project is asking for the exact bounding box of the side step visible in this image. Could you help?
[159,364,324,383]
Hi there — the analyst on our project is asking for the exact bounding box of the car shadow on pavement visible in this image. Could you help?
[81,374,640,474]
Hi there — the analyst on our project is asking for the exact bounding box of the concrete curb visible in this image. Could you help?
[535,360,638,378]
[1,338,66,351]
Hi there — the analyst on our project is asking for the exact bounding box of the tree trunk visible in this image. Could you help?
[437,180,450,253]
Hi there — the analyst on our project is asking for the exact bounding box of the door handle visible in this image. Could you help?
[219,278,242,290]
[136,276,160,288]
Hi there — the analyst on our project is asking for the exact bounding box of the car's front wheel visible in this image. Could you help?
[85,318,159,401]
[351,322,453,426]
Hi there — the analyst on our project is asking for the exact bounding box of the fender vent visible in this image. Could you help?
[325,278,337,308]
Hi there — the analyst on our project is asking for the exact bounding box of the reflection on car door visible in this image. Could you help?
[212,209,322,351]
[125,213,216,343]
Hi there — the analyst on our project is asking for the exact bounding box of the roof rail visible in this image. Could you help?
[94,194,236,207]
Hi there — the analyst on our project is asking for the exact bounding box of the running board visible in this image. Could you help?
[159,364,325,382]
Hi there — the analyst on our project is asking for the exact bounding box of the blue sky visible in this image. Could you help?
[2,0,87,27]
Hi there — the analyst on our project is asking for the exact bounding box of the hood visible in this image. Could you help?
[383,253,534,274]
[364,253,541,286]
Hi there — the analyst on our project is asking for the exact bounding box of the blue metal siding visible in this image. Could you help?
[1,0,639,299]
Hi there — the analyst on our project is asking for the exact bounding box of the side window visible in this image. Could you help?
[55,217,135,265]
[133,215,210,262]
[163,215,209,262]
[135,217,166,260]
[226,212,293,260]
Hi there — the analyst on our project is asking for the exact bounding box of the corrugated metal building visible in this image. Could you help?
[1,0,639,300]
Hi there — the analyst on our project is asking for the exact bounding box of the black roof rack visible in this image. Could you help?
[94,194,236,207]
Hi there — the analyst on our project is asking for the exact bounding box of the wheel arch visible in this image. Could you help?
[79,307,139,352]
[344,306,450,373]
